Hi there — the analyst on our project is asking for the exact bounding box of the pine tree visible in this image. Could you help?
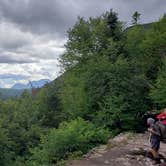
[132,11,141,25]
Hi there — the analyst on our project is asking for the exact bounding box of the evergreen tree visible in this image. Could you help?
[60,10,123,70]
[132,11,141,25]
[106,9,122,40]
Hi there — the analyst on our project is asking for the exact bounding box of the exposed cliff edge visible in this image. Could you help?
[69,133,166,166]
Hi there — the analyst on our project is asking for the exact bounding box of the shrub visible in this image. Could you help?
[27,118,110,165]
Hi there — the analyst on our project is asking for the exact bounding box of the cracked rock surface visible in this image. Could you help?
[68,133,166,166]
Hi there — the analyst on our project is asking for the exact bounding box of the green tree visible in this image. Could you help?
[107,9,123,40]
[132,11,141,25]
[35,84,65,128]
[140,16,166,80]
[27,118,109,165]
[150,58,166,108]
[93,58,150,131]
[61,10,123,70]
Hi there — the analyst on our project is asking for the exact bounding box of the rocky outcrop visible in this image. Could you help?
[69,133,166,166]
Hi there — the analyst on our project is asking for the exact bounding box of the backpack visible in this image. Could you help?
[157,112,166,125]
[155,121,166,143]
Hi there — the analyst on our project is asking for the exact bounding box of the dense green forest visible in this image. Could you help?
[0,10,166,165]
[0,88,27,99]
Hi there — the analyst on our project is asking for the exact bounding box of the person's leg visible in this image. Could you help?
[150,148,159,158]
[150,138,160,163]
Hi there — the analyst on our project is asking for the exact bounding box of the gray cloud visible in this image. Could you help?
[0,53,37,63]
[0,21,65,64]
[0,74,28,80]
[0,22,34,50]
[0,0,165,87]
[0,0,165,57]
[0,0,165,38]
[0,0,77,37]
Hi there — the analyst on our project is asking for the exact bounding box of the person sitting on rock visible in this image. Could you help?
[147,118,161,164]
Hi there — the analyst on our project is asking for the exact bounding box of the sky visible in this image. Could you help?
[0,0,166,88]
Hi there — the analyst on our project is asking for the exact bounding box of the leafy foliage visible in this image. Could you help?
[61,10,123,70]
[27,118,109,165]
[0,10,166,166]
[132,11,141,25]
[150,58,166,108]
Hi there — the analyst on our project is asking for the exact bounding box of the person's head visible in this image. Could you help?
[147,118,155,126]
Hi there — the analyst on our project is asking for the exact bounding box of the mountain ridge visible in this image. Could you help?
[11,79,51,89]
[0,79,51,99]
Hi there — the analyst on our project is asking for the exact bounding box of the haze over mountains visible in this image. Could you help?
[11,79,51,89]
[0,79,51,99]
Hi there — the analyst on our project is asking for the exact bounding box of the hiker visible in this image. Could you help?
[147,118,161,164]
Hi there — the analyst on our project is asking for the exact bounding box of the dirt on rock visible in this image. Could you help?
[68,133,166,166]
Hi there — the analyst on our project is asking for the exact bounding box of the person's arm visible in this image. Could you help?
[148,128,161,136]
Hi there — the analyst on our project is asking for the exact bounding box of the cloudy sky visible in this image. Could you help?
[0,0,165,88]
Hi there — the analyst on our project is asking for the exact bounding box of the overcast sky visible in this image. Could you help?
[0,0,165,88]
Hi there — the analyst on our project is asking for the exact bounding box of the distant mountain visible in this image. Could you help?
[0,79,51,99]
[12,83,28,89]
[11,79,51,89]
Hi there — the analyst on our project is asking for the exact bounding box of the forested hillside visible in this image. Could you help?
[0,88,25,99]
[0,10,166,166]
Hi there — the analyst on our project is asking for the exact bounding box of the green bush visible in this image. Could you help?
[27,118,110,165]
[150,58,166,108]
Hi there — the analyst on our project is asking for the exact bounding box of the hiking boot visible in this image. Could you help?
[152,158,161,165]
[146,151,154,159]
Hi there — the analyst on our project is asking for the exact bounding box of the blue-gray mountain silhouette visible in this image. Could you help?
[12,79,50,89]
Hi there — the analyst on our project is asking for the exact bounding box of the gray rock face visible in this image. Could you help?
[69,133,166,166]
